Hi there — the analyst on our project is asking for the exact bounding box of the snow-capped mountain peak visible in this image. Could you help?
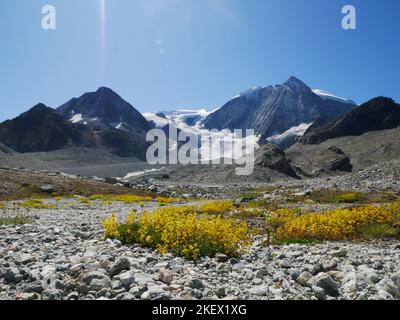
[57,87,150,133]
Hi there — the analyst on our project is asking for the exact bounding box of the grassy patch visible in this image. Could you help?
[89,194,152,203]
[19,199,56,209]
[272,238,322,246]
[0,216,33,225]
[103,202,250,260]
[243,198,270,208]
[238,192,260,201]
[357,223,399,239]
[334,192,362,203]
[79,197,91,204]
[371,192,399,203]
[253,186,280,193]
[234,208,267,220]
[155,196,187,205]
[88,194,185,205]
[289,189,398,204]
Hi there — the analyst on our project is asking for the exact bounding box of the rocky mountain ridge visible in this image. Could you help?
[202,77,356,144]
[0,101,149,159]
[301,97,400,145]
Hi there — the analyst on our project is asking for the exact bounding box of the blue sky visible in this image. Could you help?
[0,0,399,121]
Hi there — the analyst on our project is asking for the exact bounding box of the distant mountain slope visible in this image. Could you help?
[301,97,400,144]
[0,101,149,159]
[0,141,13,154]
[288,126,400,175]
[0,104,96,153]
[54,87,152,159]
[202,77,355,143]
[57,87,150,135]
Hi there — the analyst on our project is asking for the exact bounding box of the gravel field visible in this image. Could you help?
[1,198,399,301]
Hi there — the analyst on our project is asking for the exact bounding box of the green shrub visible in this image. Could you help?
[0,216,32,225]
[357,223,398,239]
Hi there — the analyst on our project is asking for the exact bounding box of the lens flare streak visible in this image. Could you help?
[99,0,106,80]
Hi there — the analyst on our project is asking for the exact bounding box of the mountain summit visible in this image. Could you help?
[57,87,150,134]
[283,76,309,90]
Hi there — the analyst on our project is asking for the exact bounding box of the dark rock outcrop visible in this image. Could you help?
[0,104,96,153]
[254,144,299,178]
[324,146,352,172]
[98,128,148,158]
[301,97,400,145]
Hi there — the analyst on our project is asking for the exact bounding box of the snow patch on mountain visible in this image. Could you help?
[70,114,83,123]
[313,89,355,104]
[142,113,170,128]
[240,87,263,96]
[231,86,266,100]
[198,131,260,161]
[266,123,312,145]
[143,109,211,134]
[144,109,260,161]
[123,167,165,179]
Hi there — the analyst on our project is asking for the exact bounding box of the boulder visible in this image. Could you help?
[109,257,130,277]
[309,273,340,297]
[158,269,173,285]
[40,185,56,194]
[254,144,299,178]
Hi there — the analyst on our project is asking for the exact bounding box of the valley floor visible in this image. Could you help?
[1,196,400,300]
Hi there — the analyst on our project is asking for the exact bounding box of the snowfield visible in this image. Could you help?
[313,89,356,104]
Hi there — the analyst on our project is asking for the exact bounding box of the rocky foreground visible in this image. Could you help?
[1,198,400,301]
